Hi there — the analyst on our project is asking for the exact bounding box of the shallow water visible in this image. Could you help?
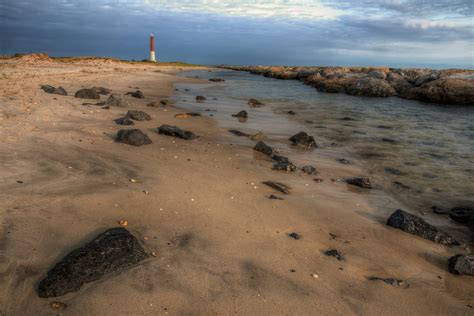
[176,69,474,213]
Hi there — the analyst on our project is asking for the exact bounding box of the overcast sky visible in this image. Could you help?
[1,0,473,68]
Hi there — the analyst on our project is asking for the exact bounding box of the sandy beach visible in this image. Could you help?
[0,56,473,315]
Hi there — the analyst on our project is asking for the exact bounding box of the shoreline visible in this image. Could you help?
[0,56,473,314]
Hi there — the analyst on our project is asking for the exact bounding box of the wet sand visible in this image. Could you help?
[0,57,473,315]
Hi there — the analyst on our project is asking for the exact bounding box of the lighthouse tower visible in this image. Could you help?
[150,33,156,62]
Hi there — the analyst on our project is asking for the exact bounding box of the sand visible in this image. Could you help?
[0,56,472,315]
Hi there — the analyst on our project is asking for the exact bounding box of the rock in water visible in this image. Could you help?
[75,88,100,99]
[114,117,134,125]
[125,90,144,99]
[448,254,474,276]
[209,78,225,82]
[248,98,264,107]
[253,141,273,156]
[157,124,198,140]
[272,162,296,172]
[289,132,317,148]
[386,209,458,246]
[262,181,290,194]
[196,96,207,102]
[116,129,152,146]
[126,110,151,121]
[346,177,373,188]
[37,227,148,298]
[232,110,248,119]
[41,85,67,96]
[105,94,128,107]
[228,129,249,137]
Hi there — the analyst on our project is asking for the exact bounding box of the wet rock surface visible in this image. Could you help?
[157,124,198,140]
[262,181,290,194]
[301,165,318,175]
[209,78,225,82]
[196,95,207,102]
[449,207,473,224]
[346,177,373,188]
[41,85,67,96]
[386,209,458,246]
[105,94,128,107]
[116,129,152,146]
[248,98,264,107]
[289,132,317,148]
[228,129,249,137]
[324,249,344,261]
[114,117,134,125]
[37,227,148,298]
[126,110,151,121]
[232,110,248,119]
[448,254,474,276]
[271,154,289,163]
[125,90,144,99]
[253,141,273,156]
[272,161,296,172]
[75,88,100,99]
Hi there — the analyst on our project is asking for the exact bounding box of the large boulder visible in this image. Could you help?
[37,228,148,297]
[116,129,152,146]
[386,72,414,97]
[386,209,458,246]
[157,125,198,140]
[407,78,474,105]
[75,88,100,99]
[345,77,395,97]
[448,254,474,276]
[414,72,439,86]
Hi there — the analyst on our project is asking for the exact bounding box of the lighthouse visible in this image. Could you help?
[150,33,156,62]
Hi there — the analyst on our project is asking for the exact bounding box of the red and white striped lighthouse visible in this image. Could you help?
[150,33,156,62]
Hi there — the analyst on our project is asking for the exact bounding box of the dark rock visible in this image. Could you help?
[268,195,284,200]
[431,206,450,215]
[289,132,317,148]
[116,129,152,146]
[272,162,296,172]
[367,276,407,287]
[146,101,162,107]
[114,117,134,125]
[125,90,144,98]
[228,129,249,137]
[105,94,128,107]
[102,106,110,110]
[448,254,474,276]
[92,86,111,95]
[341,117,355,121]
[37,227,148,298]
[313,178,324,183]
[386,209,458,246]
[157,124,198,140]
[384,167,404,175]
[160,99,169,106]
[287,110,296,115]
[324,249,344,261]
[345,77,396,97]
[449,207,473,224]
[253,141,273,156]
[75,88,100,99]
[248,98,264,107]
[288,232,301,240]
[377,125,393,129]
[196,96,206,102]
[337,158,351,164]
[41,85,67,96]
[346,177,372,188]
[393,181,411,190]
[301,165,318,175]
[232,110,248,119]
[271,155,289,163]
[126,110,151,121]
[382,138,398,144]
[209,78,225,82]
[262,181,290,194]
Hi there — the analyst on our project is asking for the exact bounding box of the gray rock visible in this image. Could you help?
[114,117,134,125]
[271,154,289,163]
[37,228,148,297]
[262,181,290,194]
[105,94,128,107]
[289,132,317,148]
[448,254,474,276]
[386,209,458,246]
[367,70,386,80]
[253,141,273,156]
[41,85,67,96]
[415,72,439,86]
[116,129,152,146]
[157,124,198,140]
[92,86,111,95]
[75,88,100,99]
[301,165,318,175]
[126,110,151,121]
[346,77,395,97]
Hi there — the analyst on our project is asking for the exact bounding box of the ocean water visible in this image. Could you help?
[175,69,474,215]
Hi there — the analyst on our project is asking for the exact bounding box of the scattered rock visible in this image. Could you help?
[382,138,398,144]
[37,228,148,298]
[268,195,284,200]
[272,161,296,172]
[105,94,128,107]
[367,276,407,287]
[448,254,474,276]
[431,206,450,215]
[386,209,458,246]
[125,90,144,99]
[228,129,249,137]
[75,88,100,99]
[157,124,198,140]
[248,98,264,107]
[289,132,317,148]
[253,141,273,156]
[337,158,351,164]
[449,207,473,224]
[146,101,163,107]
[384,167,404,175]
[250,132,265,141]
[301,165,318,175]
[287,110,296,115]
[116,129,152,146]
[346,177,373,188]
[313,178,324,183]
[288,232,301,240]
[126,110,151,121]
[92,86,111,95]
[340,117,355,121]
[196,96,207,102]
[324,249,344,261]
[262,181,290,194]
[41,85,67,96]
[114,117,134,125]
[209,78,225,82]
[232,110,248,119]
[271,154,289,163]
